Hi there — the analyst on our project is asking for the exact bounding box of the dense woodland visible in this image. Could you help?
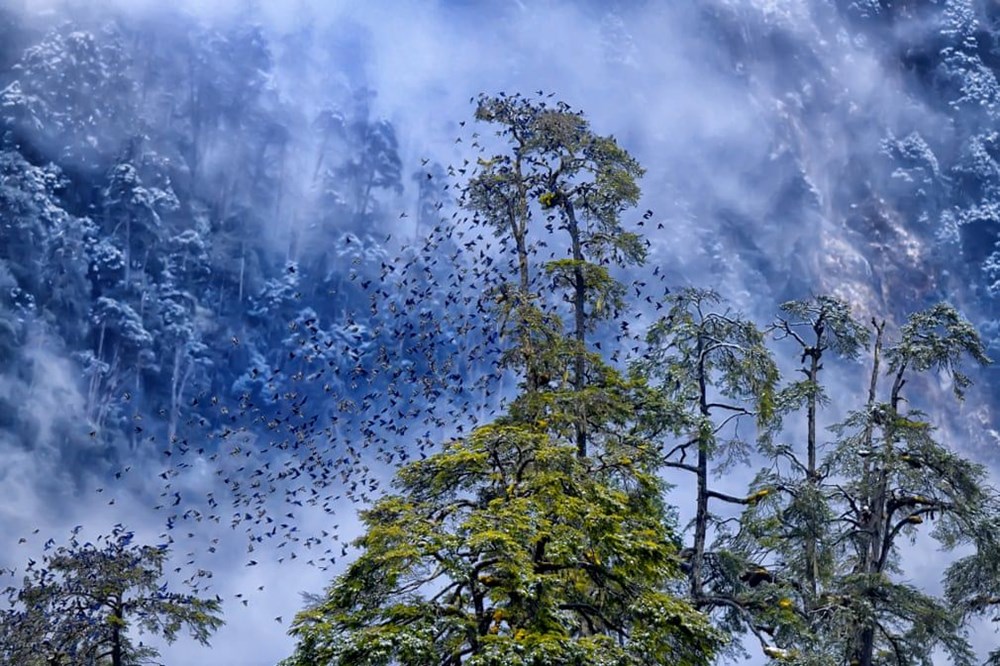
[6,2,1000,665]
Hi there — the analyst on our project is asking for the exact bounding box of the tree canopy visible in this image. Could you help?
[276,91,1000,666]
[282,93,720,666]
[0,526,223,666]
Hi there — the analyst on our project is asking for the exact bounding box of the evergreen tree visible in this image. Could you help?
[282,276,720,665]
[833,304,990,666]
[945,508,1000,666]
[734,302,994,665]
[282,404,719,665]
[0,526,223,666]
[282,97,719,666]
[465,92,644,455]
[724,297,873,662]
[7,23,136,170]
[769,296,870,603]
[637,289,779,643]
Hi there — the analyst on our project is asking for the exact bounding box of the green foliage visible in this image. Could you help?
[642,288,780,433]
[544,260,627,325]
[636,287,781,660]
[283,421,720,666]
[284,87,1000,666]
[777,296,870,361]
[284,94,717,666]
[732,302,994,665]
[732,296,871,650]
[945,509,1000,666]
[632,294,1000,665]
[886,302,991,399]
[464,92,647,464]
[769,295,871,433]
[465,92,645,325]
[0,527,223,666]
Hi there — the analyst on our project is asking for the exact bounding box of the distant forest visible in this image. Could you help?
[6,3,1000,666]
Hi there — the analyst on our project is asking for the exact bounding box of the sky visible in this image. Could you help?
[4,0,1000,664]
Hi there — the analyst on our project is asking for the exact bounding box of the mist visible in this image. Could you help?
[3,0,1000,664]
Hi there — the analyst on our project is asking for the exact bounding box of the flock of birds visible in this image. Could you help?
[2,118,679,631]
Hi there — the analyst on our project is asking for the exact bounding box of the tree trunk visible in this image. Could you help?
[804,343,821,601]
[691,335,709,599]
[188,55,201,184]
[169,344,183,444]
[124,216,131,286]
[853,321,885,666]
[88,321,108,421]
[313,133,329,182]
[359,169,374,222]
[509,149,536,394]
[111,607,123,666]
[565,199,587,458]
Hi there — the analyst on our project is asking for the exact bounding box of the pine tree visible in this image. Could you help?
[945,508,1000,666]
[718,297,871,662]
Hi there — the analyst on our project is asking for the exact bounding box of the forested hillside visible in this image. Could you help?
[4,1,1000,665]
